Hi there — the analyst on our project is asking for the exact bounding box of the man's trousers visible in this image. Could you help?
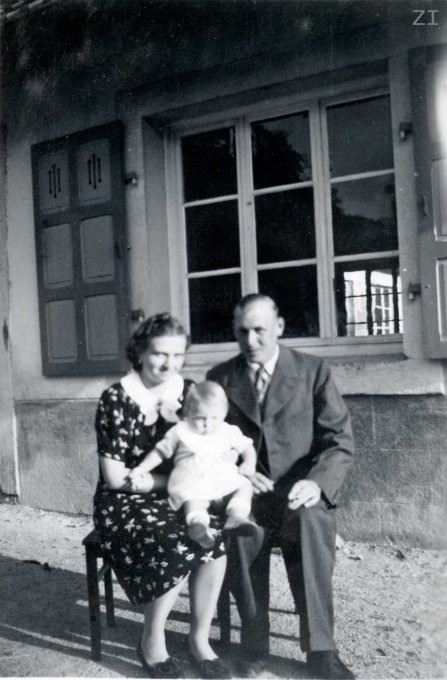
[227,492,337,655]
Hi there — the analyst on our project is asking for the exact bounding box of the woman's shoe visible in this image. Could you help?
[137,638,185,678]
[189,654,232,679]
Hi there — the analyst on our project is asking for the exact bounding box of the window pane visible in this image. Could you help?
[189,274,241,343]
[332,176,397,256]
[335,259,402,337]
[251,112,311,189]
[327,95,394,177]
[182,127,237,202]
[255,188,315,264]
[186,200,240,272]
[258,266,319,337]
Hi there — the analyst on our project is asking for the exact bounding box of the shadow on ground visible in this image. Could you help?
[0,553,308,678]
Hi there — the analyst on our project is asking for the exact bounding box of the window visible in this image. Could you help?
[172,91,401,345]
[32,122,129,376]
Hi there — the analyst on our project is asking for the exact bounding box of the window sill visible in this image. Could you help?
[185,334,403,364]
[182,336,445,396]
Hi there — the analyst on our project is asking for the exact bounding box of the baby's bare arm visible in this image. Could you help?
[238,443,257,477]
[134,449,164,474]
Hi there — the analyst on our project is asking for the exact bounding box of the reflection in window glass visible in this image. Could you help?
[251,112,311,189]
[189,274,241,343]
[255,188,315,264]
[332,176,397,256]
[186,200,240,272]
[182,127,237,202]
[327,95,394,177]
[258,266,319,337]
[335,259,402,336]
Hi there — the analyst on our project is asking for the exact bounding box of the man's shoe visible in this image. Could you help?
[306,651,355,680]
[235,654,268,678]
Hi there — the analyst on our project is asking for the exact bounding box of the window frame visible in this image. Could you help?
[165,83,403,358]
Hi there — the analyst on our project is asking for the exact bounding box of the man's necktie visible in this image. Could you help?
[254,365,270,405]
[254,365,270,472]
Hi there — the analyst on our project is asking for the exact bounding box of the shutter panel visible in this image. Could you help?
[410,45,447,358]
[32,121,129,376]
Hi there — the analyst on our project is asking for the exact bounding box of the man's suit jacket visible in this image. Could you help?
[208,345,354,506]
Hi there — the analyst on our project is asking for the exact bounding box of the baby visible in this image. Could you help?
[127,380,260,549]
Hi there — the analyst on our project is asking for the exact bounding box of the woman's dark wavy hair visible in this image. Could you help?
[126,313,189,371]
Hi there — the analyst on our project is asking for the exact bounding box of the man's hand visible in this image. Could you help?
[288,479,321,509]
[246,472,274,495]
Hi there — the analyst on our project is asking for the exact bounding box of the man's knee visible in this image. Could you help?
[281,500,336,543]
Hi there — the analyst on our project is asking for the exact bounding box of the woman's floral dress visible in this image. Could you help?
[93,381,226,605]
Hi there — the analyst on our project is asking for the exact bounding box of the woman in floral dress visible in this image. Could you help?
[93,314,229,679]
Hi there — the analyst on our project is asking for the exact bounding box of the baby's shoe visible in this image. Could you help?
[187,521,216,549]
[223,516,262,539]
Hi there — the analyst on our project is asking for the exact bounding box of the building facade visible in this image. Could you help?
[1,0,447,547]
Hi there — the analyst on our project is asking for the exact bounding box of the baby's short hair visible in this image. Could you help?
[184,381,229,415]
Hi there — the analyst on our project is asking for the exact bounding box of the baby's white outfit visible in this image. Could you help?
[154,421,253,511]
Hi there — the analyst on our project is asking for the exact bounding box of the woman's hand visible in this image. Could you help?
[99,456,168,492]
[124,468,155,493]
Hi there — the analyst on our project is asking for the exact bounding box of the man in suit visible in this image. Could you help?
[208,294,355,679]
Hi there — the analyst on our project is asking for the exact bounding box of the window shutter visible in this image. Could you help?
[32,121,130,376]
[410,46,447,358]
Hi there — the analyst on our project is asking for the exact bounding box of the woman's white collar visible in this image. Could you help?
[120,371,184,425]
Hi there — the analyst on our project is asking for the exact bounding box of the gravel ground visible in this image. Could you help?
[0,503,446,679]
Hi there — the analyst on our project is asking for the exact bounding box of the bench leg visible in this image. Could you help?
[217,583,231,645]
[103,562,115,627]
[85,547,102,661]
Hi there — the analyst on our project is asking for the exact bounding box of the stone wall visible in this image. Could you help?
[338,395,447,548]
[15,394,447,548]
[16,400,98,515]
